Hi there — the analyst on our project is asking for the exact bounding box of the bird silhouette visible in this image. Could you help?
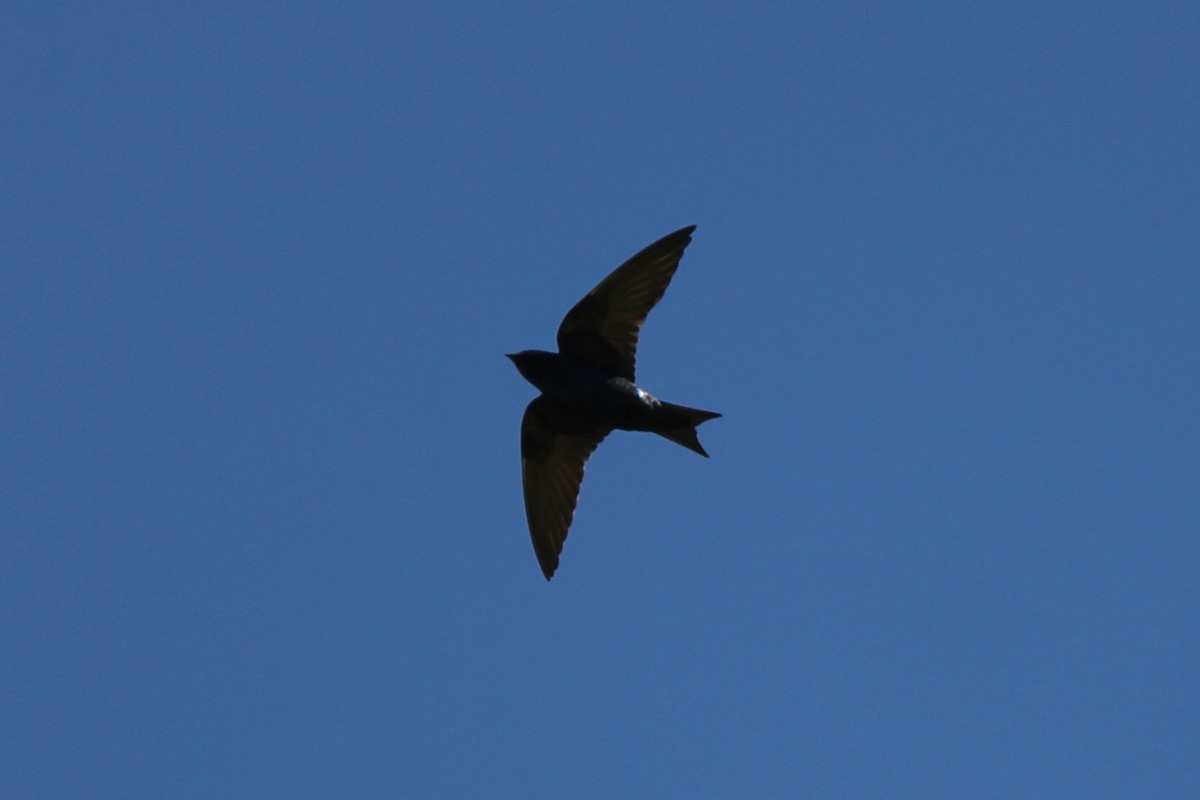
[508,225,720,579]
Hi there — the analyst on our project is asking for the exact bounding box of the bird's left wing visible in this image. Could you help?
[556,225,695,381]
[520,395,610,580]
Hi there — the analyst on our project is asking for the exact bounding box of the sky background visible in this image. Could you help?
[3,2,1198,797]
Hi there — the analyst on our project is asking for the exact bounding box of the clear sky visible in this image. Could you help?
[3,3,1197,797]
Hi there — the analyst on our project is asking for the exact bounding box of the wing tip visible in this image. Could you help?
[667,224,697,246]
[537,550,558,580]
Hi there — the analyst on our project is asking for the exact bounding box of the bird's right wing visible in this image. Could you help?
[520,395,610,580]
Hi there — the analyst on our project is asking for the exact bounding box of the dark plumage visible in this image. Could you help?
[508,225,721,580]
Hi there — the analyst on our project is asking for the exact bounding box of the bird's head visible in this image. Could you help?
[506,350,559,391]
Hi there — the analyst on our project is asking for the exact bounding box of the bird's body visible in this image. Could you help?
[508,349,709,438]
[509,225,720,579]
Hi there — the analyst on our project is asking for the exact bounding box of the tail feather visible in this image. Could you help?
[656,402,722,457]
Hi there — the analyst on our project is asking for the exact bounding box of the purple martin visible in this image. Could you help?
[507,225,721,580]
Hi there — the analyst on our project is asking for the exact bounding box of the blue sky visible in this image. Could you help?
[3,2,1198,797]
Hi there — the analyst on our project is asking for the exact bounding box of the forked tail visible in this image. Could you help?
[656,402,722,457]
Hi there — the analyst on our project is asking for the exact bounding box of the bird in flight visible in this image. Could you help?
[508,225,721,580]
